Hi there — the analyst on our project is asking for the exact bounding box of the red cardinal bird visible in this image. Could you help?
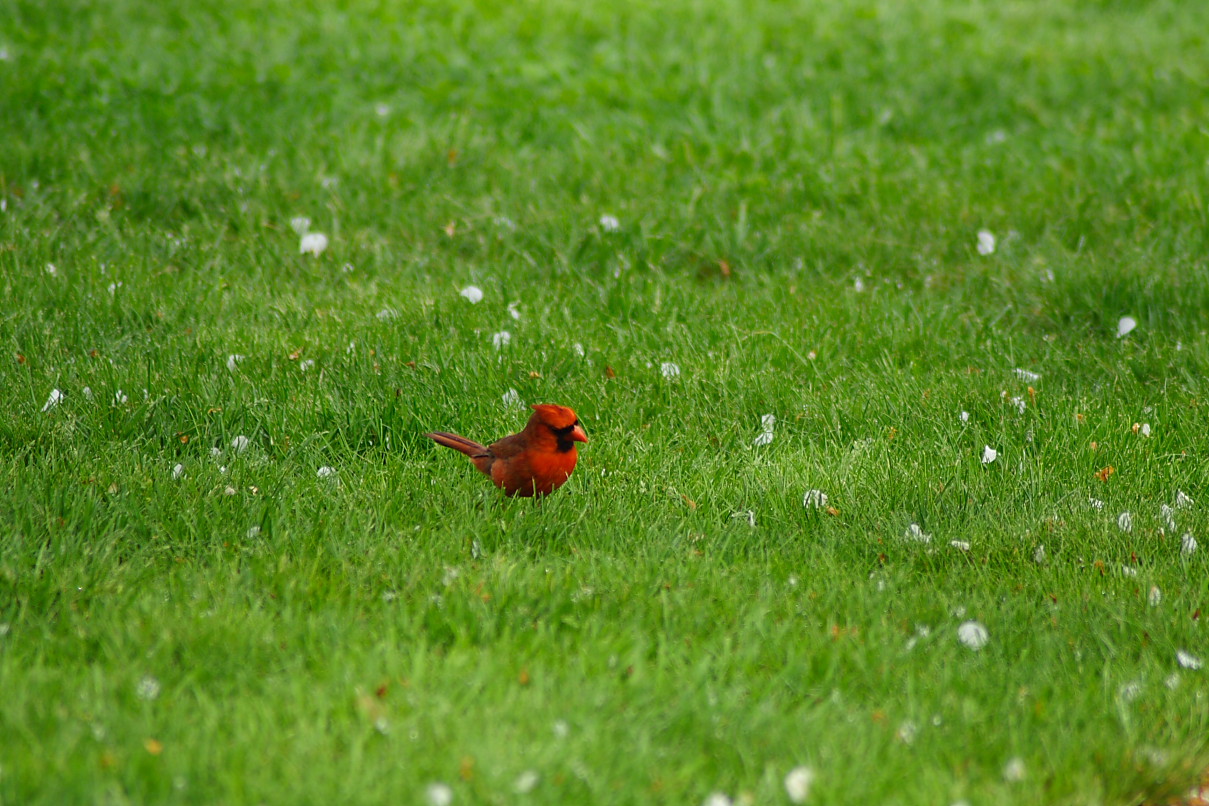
[426,404,588,497]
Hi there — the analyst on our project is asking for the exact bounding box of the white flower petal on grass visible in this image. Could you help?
[701,793,732,806]
[299,232,328,256]
[507,302,522,320]
[573,342,586,357]
[1118,681,1143,702]
[976,229,996,256]
[1177,650,1203,671]
[957,620,989,650]
[376,308,399,321]
[113,390,128,406]
[1175,490,1194,509]
[289,216,311,235]
[108,281,122,296]
[753,413,776,446]
[513,771,539,794]
[1034,544,1046,564]
[82,387,93,400]
[1157,506,1176,536]
[896,721,918,745]
[172,463,184,480]
[599,214,620,233]
[502,388,523,408]
[1117,316,1137,338]
[960,410,969,423]
[1089,497,1105,510]
[854,277,865,292]
[730,510,756,527]
[492,331,511,350]
[41,388,64,412]
[950,540,971,552]
[1181,534,1198,556]
[1009,396,1026,414]
[459,285,483,304]
[374,102,390,117]
[784,766,815,803]
[1003,757,1026,782]
[226,354,244,372]
[1121,565,1137,578]
[424,782,453,806]
[136,675,161,701]
[230,435,251,454]
[660,362,680,379]
[299,359,315,371]
[981,445,998,464]
[1118,512,1133,533]
[317,466,336,479]
[1014,368,1040,382]
[246,526,261,539]
[905,523,932,544]
[803,490,828,509]
[1148,586,1162,607]
[1139,422,1151,437]
[45,263,57,276]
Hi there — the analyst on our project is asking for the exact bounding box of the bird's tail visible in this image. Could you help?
[425,431,489,459]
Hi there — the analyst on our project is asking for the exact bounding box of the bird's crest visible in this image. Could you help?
[530,403,578,429]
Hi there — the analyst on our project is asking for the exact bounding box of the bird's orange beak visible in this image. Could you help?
[571,424,588,443]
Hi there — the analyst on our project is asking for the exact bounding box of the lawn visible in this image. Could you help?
[2,0,1209,803]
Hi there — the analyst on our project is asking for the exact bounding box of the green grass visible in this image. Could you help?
[3,0,1209,803]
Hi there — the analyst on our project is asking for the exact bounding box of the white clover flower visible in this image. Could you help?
[599,214,620,232]
[1033,544,1046,564]
[1118,681,1143,702]
[172,463,184,480]
[1161,504,1176,532]
[514,771,539,794]
[246,526,261,539]
[573,342,585,357]
[289,216,311,235]
[1009,396,1026,414]
[1118,512,1133,533]
[1121,565,1137,578]
[299,359,315,371]
[803,489,828,509]
[960,410,969,423]
[730,510,756,527]
[113,390,128,405]
[853,277,865,292]
[905,523,931,544]
[1175,490,1194,509]
[459,285,483,304]
[376,308,399,321]
[82,387,93,399]
[492,331,511,349]
[424,782,453,806]
[1177,650,1203,670]
[507,302,521,320]
[1181,534,1198,556]
[1003,758,1026,782]
[502,388,523,408]
[701,794,732,806]
[950,540,971,552]
[45,263,57,276]
[659,361,681,379]
[317,466,336,479]
[1089,497,1105,510]
[784,766,815,803]
[1139,423,1151,437]
[976,229,996,256]
[981,445,998,464]
[753,413,776,446]
[299,232,328,256]
[957,620,989,650]
[1117,316,1137,338]
[136,675,161,701]
[230,435,251,454]
[41,388,64,412]
[226,354,244,372]
[1148,586,1162,607]
[1014,368,1040,382]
